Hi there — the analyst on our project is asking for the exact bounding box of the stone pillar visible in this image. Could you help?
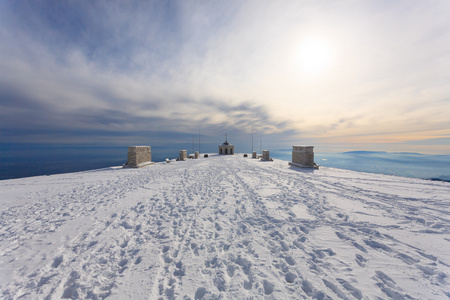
[252,151,257,158]
[290,146,315,167]
[179,150,187,161]
[262,150,270,161]
[195,151,199,159]
[127,146,152,168]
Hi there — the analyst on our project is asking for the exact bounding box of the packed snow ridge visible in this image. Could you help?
[0,154,449,299]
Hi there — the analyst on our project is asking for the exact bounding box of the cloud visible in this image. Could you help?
[404,137,450,146]
[1,1,450,153]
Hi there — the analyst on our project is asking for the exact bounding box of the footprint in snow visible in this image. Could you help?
[416,264,436,275]
[134,256,142,265]
[51,255,63,268]
[284,255,296,266]
[37,274,57,288]
[213,270,226,292]
[417,250,437,261]
[226,264,236,277]
[396,252,419,265]
[355,254,367,267]
[313,248,336,259]
[363,240,392,252]
[118,258,128,267]
[299,225,309,234]
[223,243,230,251]
[335,231,350,241]
[293,237,306,250]
[322,279,347,299]
[120,239,129,248]
[243,279,253,290]
[194,287,207,299]
[263,280,274,295]
[352,242,368,253]
[336,278,363,300]
[285,272,297,283]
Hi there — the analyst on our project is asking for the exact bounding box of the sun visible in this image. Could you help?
[297,37,333,76]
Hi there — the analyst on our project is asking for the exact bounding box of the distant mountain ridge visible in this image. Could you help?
[427,177,450,183]
[343,150,388,154]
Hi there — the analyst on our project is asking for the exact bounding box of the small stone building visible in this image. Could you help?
[289,146,318,168]
[262,150,271,161]
[179,150,187,161]
[218,138,234,155]
[126,146,154,168]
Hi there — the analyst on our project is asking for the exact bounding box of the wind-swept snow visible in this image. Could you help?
[0,155,449,299]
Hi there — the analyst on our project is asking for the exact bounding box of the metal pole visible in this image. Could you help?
[260,135,262,153]
[252,124,254,153]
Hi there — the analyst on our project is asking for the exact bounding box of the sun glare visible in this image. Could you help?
[297,38,333,76]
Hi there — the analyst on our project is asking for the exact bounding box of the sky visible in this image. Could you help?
[1,0,449,154]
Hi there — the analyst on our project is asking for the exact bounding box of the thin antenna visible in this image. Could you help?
[192,135,194,153]
[252,124,254,153]
[198,125,201,153]
[260,135,262,153]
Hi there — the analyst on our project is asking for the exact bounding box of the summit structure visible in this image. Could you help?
[218,134,234,155]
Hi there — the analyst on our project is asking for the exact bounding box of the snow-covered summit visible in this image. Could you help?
[1,154,449,299]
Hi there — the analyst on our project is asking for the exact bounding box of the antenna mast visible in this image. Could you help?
[252,124,254,153]
[260,135,262,153]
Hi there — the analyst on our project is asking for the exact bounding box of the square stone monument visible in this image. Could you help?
[126,146,154,168]
[179,150,187,161]
[289,146,318,168]
[262,150,271,161]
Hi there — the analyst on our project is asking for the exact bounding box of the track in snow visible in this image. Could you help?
[1,155,449,299]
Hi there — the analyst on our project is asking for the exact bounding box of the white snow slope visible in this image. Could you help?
[0,154,449,299]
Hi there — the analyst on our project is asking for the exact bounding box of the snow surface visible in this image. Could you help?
[0,154,449,299]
